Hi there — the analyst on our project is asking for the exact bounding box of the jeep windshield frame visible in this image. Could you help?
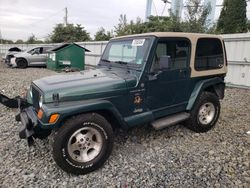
[99,36,155,70]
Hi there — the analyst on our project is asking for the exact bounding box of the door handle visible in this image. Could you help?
[179,69,187,78]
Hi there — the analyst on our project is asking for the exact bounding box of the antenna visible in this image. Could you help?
[64,7,68,26]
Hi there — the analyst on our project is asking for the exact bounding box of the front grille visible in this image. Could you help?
[31,85,41,111]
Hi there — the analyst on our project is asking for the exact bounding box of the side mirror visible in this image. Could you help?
[148,70,163,81]
[159,55,171,69]
[31,51,37,55]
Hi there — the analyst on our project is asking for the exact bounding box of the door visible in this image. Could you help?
[146,38,191,116]
[29,47,47,66]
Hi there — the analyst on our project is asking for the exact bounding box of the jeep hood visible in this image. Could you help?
[33,69,137,103]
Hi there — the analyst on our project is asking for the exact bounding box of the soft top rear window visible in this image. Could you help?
[195,38,224,71]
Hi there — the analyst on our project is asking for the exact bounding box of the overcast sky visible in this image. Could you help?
[0,0,249,41]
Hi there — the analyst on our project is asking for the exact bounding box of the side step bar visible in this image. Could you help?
[152,112,190,130]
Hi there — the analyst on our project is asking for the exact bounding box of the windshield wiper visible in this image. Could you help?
[101,59,128,65]
[114,61,128,65]
[101,59,111,63]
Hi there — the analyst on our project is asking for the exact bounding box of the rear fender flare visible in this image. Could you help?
[186,77,225,111]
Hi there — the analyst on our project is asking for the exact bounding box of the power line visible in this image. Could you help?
[161,3,167,16]
[28,8,64,27]
[25,8,69,41]
[152,0,159,16]
[151,0,171,17]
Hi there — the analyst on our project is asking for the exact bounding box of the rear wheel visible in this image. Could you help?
[185,92,220,133]
[52,113,114,174]
[16,59,27,68]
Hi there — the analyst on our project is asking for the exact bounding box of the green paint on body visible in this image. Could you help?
[27,34,227,131]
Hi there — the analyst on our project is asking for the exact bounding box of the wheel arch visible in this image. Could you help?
[16,57,29,66]
[203,83,225,99]
[186,77,225,110]
[45,100,128,130]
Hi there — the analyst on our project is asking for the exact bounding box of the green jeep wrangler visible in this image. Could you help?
[0,32,227,174]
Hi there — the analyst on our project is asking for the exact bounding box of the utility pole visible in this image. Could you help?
[64,7,68,26]
[0,29,2,44]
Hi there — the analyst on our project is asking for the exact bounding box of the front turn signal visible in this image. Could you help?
[37,109,43,120]
[49,114,60,124]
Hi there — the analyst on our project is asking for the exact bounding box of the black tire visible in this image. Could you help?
[16,58,28,68]
[185,92,220,133]
[52,113,114,174]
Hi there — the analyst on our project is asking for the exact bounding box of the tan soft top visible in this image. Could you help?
[113,32,226,78]
[113,32,223,40]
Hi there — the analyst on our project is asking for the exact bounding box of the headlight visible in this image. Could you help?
[10,57,16,65]
[39,95,43,108]
[20,88,28,98]
[29,89,33,98]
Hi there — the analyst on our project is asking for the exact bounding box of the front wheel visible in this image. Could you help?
[16,59,28,68]
[52,113,114,174]
[185,92,220,133]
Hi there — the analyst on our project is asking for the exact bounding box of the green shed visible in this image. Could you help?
[47,43,90,71]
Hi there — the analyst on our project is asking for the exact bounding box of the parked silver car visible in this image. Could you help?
[11,46,52,68]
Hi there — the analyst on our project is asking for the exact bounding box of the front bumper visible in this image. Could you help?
[18,107,37,140]
[0,94,35,143]
[0,94,51,145]
[4,56,13,66]
[17,107,52,145]
[5,58,10,64]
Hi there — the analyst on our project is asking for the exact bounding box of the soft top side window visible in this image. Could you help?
[195,38,224,71]
[151,38,190,72]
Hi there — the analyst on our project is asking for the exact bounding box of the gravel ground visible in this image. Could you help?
[0,61,249,187]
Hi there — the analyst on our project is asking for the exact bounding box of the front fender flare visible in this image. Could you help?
[41,100,127,129]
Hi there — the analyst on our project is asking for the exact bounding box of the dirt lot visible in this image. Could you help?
[0,62,249,187]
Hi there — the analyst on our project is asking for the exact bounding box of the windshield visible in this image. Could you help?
[100,37,154,67]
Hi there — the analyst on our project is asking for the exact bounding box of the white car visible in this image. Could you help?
[4,47,22,65]
[10,46,52,68]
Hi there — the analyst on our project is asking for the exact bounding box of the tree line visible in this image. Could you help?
[1,0,249,44]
